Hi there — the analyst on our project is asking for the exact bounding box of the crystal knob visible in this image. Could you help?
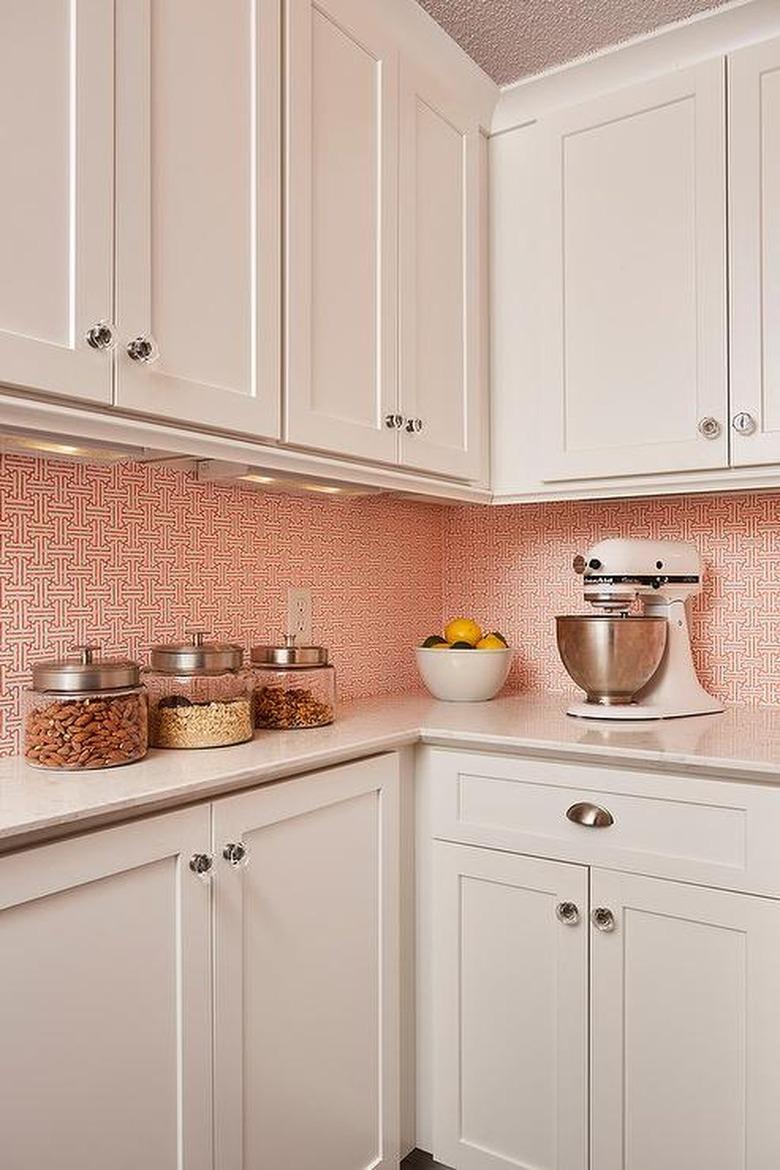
[385,413,404,430]
[189,853,213,881]
[222,842,248,867]
[85,321,115,350]
[405,417,424,433]
[556,901,580,926]
[732,412,756,436]
[126,335,159,363]
[697,416,721,439]
[591,907,616,933]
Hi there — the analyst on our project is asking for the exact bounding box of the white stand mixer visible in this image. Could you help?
[558,538,723,720]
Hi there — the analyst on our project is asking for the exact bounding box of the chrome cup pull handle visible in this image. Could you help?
[566,801,614,828]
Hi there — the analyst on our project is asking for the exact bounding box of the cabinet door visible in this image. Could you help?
[730,36,780,466]
[115,0,280,436]
[213,754,399,1170]
[538,60,727,481]
[0,0,113,404]
[433,842,588,1170]
[0,807,212,1170]
[398,64,484,480]
[285,0,399,464]
[591,869,780,1170]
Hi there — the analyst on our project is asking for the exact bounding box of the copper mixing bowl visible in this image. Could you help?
[555,615,668,705]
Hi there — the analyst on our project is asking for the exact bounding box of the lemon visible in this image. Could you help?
[444,617,482,646]
[476,632,508,650]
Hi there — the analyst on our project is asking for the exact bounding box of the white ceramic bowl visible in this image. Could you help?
[415,647,513,702]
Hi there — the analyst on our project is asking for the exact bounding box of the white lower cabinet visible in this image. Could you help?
[0,753,399,1170]
[0,806,213,1170]
[432,840,780,1170]
[591,868,780,1170]
[212,752,400,1170]
[432,843,588,1170]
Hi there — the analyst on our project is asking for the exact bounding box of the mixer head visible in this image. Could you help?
[574,538,704,612]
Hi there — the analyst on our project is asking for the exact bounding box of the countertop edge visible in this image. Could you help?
[4,694,780,851]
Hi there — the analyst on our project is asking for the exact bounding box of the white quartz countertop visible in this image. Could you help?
[3,692,780,849]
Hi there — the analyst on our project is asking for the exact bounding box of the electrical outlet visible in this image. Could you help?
[287,588,312,644]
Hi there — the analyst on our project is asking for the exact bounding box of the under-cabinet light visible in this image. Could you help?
[0,428,144,464]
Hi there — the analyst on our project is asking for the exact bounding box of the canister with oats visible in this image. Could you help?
[143,630,253,749]
[23,645,148,770]
[249,635,336,730]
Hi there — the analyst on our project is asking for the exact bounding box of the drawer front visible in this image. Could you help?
[422,748,780,896]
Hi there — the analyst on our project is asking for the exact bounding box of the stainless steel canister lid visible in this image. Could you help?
[31,644,141,693]
[250,634,329,668]
[149,629,243,675]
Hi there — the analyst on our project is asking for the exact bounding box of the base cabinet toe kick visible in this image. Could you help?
[3,742,780,1170]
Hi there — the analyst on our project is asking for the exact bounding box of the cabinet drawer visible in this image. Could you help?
[422,748,780,896]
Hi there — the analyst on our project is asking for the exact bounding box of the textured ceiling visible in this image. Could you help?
[416,0,732,85]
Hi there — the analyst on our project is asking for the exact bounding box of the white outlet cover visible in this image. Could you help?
[287,588,312,644]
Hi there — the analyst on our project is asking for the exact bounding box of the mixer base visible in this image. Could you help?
[567,697,724,720]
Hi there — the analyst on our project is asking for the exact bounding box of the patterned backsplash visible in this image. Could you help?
[443,491,780,706]
[0,454,443,754]
[3,452,780,756]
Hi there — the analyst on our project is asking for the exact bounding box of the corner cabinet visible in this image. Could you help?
[285,0,488,481]
[0,753,399,1170]
[398,65,485,480]
[536,59,728,482]
[425,748,780,1170]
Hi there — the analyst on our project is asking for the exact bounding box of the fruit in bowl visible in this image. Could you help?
[416,618,513,701]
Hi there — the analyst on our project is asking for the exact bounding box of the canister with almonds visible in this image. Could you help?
[23,645,148,770]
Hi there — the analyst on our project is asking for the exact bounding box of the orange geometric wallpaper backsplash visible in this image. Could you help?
[443,491,780,706]
[0,454,444,755]
[2,452,780,757]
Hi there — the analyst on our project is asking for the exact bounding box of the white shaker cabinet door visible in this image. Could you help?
[212,754,400,1170]
[115,0,280,437]
[432,842,588,1170]
[591,868,780,1170]
[0,0,113,404]
[0,807,213,1170]
[398,63,484,480]
[730,35,780,467]
[285,0,399,464]
[537,59,728,481]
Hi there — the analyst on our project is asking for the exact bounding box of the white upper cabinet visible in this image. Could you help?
[537,60,728,481]
[285,0,399,465]
[398,64,484,479]
[591,868,780,1170]
[0,0,113,404]
[729,35,780,467]
[114,0,280,437]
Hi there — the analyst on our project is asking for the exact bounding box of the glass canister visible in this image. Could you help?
[143,630,253,749]
[23,644,148,770]
[249,636,336,729]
